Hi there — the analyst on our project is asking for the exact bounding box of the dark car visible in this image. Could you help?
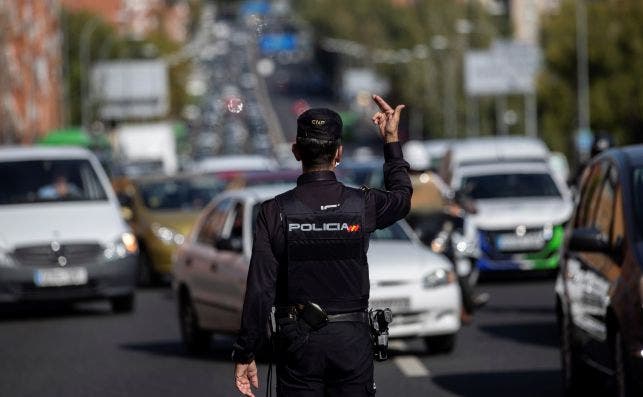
[555,145,643,396]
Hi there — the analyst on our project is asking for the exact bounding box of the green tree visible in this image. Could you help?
[61,9,195,127]
[539,0,643,152]
[295,0,499,139]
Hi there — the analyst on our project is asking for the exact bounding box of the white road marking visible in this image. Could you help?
[393,355,430,377]
[388,340,409,351]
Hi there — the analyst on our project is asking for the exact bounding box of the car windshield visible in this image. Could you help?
[461,172,561,200]
[0,159,108,205]
[371,222,411,241]
[633,168,643,238]
[139,176,226,210]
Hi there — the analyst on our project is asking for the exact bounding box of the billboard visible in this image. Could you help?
[465,41,541,96]
[92,60,169,120]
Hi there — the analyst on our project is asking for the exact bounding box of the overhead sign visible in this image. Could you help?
[465,40,541,96]
[92,60,169,120]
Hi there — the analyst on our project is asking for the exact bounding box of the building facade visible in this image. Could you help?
[0,0,63,144]
[61,0,191,43]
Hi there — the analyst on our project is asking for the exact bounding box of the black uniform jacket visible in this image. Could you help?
[232,142,412,363]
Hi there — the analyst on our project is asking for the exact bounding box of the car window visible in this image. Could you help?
[575,162,607,228]
[612,183,625,248]
[228,202,245,242]
[197,198,233,246]
[371,222,411,241]
[631,168,643,240]
[591,168,614,237]
[138,176,225,211]
[0,159,107,205]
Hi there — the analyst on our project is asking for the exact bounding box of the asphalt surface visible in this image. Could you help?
[0,277,562,397]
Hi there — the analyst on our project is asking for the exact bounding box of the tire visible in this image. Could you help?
[179,292,211,354]
[111,294,135,313]
[137,248,160,287]
[424,334,456,354]
[559,307,584,397]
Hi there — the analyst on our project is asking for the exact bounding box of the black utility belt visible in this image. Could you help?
[275,302,369,331]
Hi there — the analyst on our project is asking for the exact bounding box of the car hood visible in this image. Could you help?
[145,210,200,235]
[471,197,573,230]
[367,240,451,283]
[0,202,127,250]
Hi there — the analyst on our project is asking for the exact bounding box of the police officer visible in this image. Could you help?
[233,95,412,397]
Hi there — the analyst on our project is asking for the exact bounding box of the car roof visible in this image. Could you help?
[457,161,551,176]
[217,183,295,203]
[448,136,550,166]
[0,146,94,161]
[611,145,643,168]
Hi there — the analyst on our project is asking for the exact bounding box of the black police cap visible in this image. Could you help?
[296,108,342,141]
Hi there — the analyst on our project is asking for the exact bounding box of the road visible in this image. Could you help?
[0,277,561,397]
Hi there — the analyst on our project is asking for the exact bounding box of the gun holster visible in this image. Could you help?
[369,308,393,362]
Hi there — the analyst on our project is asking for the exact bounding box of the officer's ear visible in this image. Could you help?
[334,145,343,165]
[292,143,302,161]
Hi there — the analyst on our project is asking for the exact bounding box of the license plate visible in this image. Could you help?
[497,233,544,251]
[369,297,410,312]
[34,267,88,287]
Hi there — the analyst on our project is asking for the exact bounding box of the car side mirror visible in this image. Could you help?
[569,227,610,253]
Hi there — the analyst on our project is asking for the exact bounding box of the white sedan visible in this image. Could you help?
[173,184,461,353]
[368,221,462,353]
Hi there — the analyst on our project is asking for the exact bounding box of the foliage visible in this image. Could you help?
[539,0,643,151]
[294,0,499,139]
[61,8,194,127]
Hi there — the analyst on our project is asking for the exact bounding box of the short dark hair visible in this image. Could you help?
[296,136,340,170]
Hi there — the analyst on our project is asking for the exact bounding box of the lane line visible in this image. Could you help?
[393,355,430,377]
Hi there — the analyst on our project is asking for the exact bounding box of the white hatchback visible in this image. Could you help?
[173,184,461,353]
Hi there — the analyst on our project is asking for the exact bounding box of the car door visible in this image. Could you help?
[570,161,622,366]
[566,162,607,344]
[581,164,624,367]
[189,197,234,329]
[206,199,248,331]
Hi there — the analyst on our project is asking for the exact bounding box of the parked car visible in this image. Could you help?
[441,137,574,272]
[114,173,227,284]
[173,184,461,353]
[555,145,643,397]
[0,147,138,312]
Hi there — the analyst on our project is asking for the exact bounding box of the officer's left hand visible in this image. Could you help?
[235,360,259,397]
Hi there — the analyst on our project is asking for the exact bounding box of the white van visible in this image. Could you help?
[0,147,138,312]
[441,137,574,272]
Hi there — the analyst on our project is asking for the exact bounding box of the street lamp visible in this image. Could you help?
[80,17,100,130]
[575,0,591,136]
[431,35,457,138]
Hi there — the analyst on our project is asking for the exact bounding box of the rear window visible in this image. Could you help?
[0,159,108,205]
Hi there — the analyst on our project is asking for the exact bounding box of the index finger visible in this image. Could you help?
[372,95,393,113]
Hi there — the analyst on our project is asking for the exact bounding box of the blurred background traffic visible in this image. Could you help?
[0,0,642,396]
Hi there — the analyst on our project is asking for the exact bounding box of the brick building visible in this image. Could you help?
[0,0,63,144]
[61,0,191,43]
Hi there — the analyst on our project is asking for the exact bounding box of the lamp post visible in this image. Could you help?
[80,18,100,130]
[576,0,590,135]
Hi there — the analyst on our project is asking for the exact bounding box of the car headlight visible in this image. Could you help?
[151,223,185,246]
[452,233,478,257]
[423,268,456,288]
[104,233,138,260]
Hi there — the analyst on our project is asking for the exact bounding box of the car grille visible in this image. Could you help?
[12,243,104,267]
